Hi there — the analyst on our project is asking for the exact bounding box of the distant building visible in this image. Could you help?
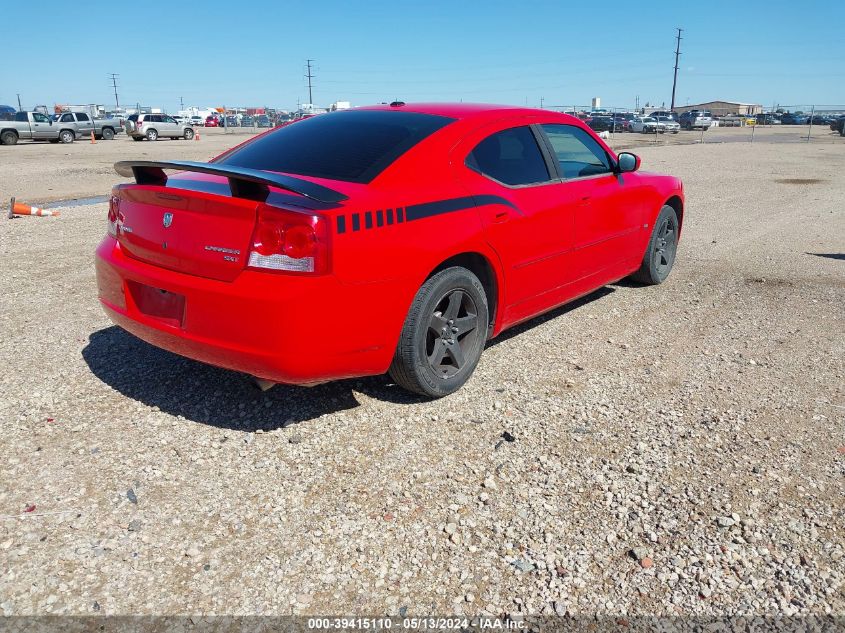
[591,97,601,110]
[674,101,762,116]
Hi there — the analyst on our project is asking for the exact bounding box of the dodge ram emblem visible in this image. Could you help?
[163,212,173,228]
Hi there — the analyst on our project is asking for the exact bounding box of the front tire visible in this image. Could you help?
[183,128,195,140]
[630,205,679,285]
[389,267,488,398]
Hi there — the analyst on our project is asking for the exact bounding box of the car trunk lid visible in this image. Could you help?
[116,186,257,282]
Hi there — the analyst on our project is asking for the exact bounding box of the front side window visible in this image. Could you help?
[219,110,454,183]
[466,126,550,186]
[540,124,612,179]
[32,113,49,123]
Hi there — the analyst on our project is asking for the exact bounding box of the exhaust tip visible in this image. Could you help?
[253,377,277,392]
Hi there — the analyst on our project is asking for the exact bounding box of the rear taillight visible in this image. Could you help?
[247,205,329,275]
[107,194,120,237]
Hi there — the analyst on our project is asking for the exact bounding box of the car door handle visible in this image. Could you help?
[492,211,509,224]
[577,196,591,205]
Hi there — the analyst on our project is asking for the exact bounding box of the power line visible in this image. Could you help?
[109,73,120,109]
[305,59,315,105]
[670,28,682,112]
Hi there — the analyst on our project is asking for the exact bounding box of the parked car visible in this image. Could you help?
[655,116,680,133]
[225,115,239,127]
[125,113,195,141]
[807,115,831,126]
[97,104,684,398]
[256,115,272,128]
[780,113,808,125]
[754,113,781,125]
[0,104,16,119]
[53,111,123,140]
[205,115,219,127]
[240,116,255,127]
[679,110,712,130]
[629,116,660,133]
[1,111,78,144]
[586,116,616,132]
[831,116,845,135]
[649,110,678,121]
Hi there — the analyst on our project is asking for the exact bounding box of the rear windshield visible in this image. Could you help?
[217,110,455,183]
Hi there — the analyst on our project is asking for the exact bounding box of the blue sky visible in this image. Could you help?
[3,0,843,113]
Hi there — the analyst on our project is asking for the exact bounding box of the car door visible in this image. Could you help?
[75,112,93,136]
[538,123,646,282]
[29,112,53,139]
[455,121,583,323]
[161,115,179,137]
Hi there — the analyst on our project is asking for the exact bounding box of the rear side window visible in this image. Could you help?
[218,110,454,183]
[15,112,28,122]
[466,126,550,186]
[540,124,611,179]
[61,113,74,122]
[76,113,90,121]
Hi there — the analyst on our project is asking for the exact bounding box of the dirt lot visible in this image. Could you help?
[0,127,843,619]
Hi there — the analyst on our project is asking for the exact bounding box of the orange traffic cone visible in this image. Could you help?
[90,131,96,144]
[8,197,60,219]
[195,131,201,141]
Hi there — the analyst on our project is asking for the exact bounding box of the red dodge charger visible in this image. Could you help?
[95,103,684,397]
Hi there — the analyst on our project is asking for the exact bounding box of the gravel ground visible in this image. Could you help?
[0,138,843,620]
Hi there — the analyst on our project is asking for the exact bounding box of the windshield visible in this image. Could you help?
[218,110,455,183]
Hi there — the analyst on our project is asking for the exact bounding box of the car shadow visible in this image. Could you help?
[83,286,619,428]
[806,252,845,261]
[486,286,616,348]
[82,326,377,430]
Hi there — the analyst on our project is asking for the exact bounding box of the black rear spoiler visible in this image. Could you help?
[114,160,348,204]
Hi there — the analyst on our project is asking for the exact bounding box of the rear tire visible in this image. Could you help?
[183,128,195,140]
[630,205,679,285]
[389,267,488,398]
[101,127,115,140]
[145,129,158,141]
[1,130,18,145]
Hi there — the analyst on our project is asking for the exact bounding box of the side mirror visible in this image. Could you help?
[617,152,640,173]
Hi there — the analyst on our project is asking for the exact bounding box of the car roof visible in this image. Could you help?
[354,102,542,120]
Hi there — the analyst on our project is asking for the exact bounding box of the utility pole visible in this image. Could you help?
[670,28,683,112]
[540,97,544,109]
[305,59,315,106]
[180,96,184,110]
[109,73,120,109]
[16,94,22,110]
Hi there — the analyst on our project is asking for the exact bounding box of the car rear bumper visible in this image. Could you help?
[94,237,403,385]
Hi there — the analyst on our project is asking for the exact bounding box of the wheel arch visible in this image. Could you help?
[664,195,684,234]
[426,251,501,338]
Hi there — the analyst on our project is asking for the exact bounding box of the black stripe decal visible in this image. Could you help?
[336,195,519,234]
